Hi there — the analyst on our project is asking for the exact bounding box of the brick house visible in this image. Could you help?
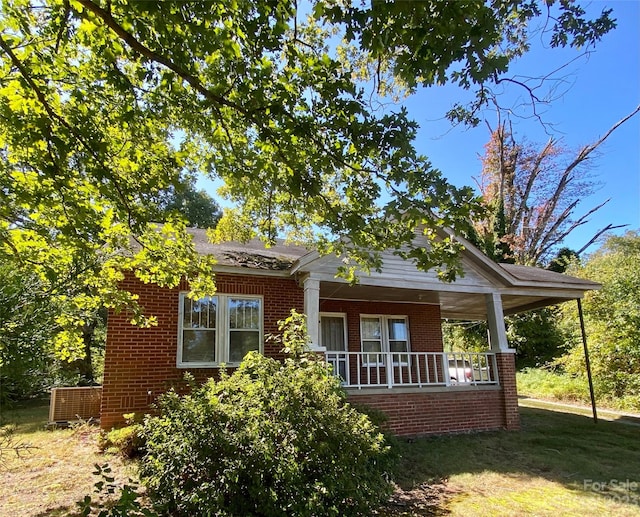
[99,228,599,436]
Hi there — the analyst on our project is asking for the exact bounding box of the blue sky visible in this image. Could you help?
[199,1,639,255]
[402,0,639,254]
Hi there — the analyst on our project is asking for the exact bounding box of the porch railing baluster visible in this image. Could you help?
[328,351,500,389]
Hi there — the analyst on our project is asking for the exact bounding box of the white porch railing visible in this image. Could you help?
[325,351,499,389]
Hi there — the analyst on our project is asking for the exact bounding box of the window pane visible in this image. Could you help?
[321,316,346,351]
[229,330,259,362]
[362,340,382,353]
[361,317,381,339]
[390,340,408,353]
[182,296,192,328]
[194,298,206,328]
[388,318,407,341]
[182,330,216,363]
[229,298,260,329]
[184,296,217,329]
[206,297,217,328]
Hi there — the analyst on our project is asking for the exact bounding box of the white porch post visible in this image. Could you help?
[485,292,511,352]
[303,277,324,351]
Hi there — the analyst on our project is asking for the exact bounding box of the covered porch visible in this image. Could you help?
[291,240,598,435]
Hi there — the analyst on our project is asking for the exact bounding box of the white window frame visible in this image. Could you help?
[360,315,410,366]
[177,292,263,368]
[319,312,348,352]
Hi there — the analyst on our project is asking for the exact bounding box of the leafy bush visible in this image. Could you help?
[517,368,589,404]
[99,415,145,458]
[139,311,393,516]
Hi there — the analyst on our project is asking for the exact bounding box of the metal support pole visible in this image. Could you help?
[577,298,598,424]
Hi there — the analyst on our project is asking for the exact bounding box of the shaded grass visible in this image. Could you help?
[389,407,640,516]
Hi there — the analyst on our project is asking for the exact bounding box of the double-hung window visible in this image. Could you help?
[360,315,409,365]
[178,293,262,367]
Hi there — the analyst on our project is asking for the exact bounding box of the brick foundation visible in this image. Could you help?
[348,387,507,436]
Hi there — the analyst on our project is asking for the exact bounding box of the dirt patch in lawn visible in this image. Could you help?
[379,480,457,516]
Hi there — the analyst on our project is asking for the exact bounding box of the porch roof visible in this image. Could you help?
[187,228,599,319]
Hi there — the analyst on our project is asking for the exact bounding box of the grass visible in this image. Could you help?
[387,407,640,516]
[0,399,133,517]
[517,367,592,406]
[517,368,640,413]
[2,400,640,516]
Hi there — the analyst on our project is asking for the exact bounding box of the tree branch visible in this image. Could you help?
[0,34,138,227]
[576,223,629,256]
[75,0,244,114]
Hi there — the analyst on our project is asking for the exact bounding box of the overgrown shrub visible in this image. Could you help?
[98,415,145,458]
[139,311,393,516]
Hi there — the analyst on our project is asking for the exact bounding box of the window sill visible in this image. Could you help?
[176,362,241,369]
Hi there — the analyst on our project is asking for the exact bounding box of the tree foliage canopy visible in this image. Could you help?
[559,231,640,409]
[0,0,616,349]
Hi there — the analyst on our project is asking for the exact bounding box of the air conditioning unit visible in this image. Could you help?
[49,386,102,425]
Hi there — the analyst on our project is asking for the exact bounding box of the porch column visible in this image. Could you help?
[485,292,519,430]
[303,277,324,351]
[485,292,510,352]
[495,352,520,430]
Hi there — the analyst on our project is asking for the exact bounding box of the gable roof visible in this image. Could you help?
[187,227,599,318]
[187,228,309,271]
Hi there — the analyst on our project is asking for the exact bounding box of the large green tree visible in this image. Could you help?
[0,0,616,352]
[151,173,222,229]
[559,231,640,410]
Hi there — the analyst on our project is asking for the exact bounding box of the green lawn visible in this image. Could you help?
[388,406,640,516]
[2,401,640,516]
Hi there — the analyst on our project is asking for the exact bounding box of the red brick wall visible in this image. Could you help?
[348,388,507,436]
[102,275,519,436]
[495,352,520,431]
[101,273,304,429]
[347,350,520,436]
[319,300,443,353]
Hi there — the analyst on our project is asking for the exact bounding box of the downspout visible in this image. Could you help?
[577,298,598,423]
